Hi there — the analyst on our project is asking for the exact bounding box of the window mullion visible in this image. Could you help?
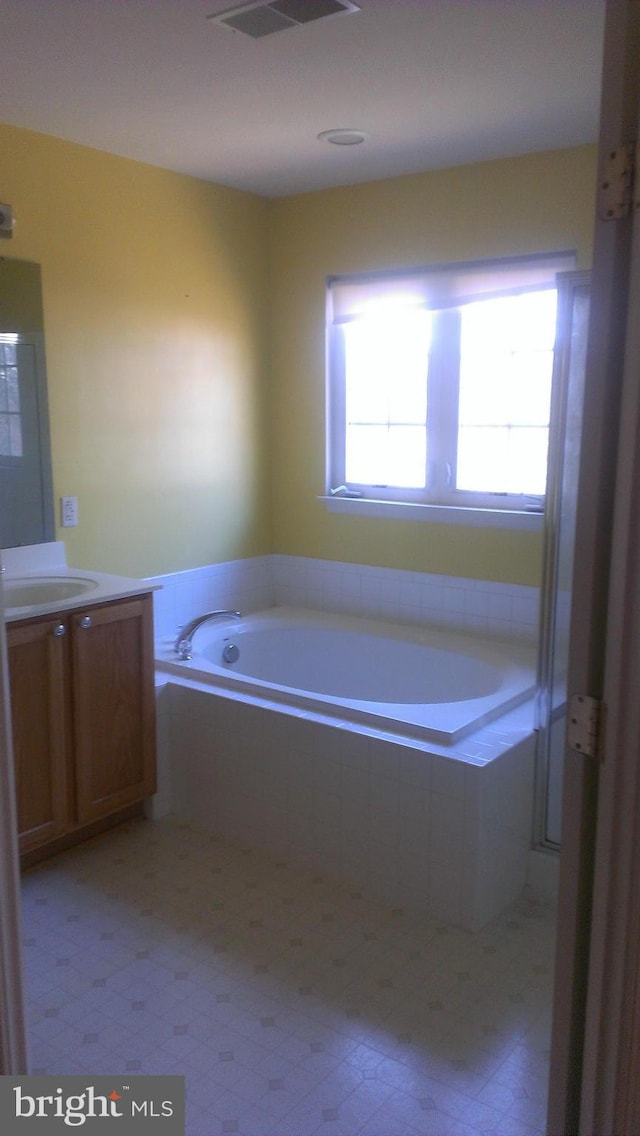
[427,309,460,502]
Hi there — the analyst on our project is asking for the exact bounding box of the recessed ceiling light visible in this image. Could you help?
[317,129,369,146]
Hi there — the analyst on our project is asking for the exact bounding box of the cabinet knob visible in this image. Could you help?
[79,616,92,630]
[53,624,66,637]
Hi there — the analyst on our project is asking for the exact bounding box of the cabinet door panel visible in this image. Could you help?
[72,596,156,822]
[7,619,72,852]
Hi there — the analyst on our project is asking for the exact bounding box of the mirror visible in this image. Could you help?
[0,258,54,547]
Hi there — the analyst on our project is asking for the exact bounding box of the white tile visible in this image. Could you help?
[398,749,432,791]
[429,794,470,866]
[431,754,468,801]
[154,553,540,645]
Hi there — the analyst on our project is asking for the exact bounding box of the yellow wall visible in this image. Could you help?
[1,125,597,586]
[0,122,270,577]
[0,259,44,332]
[268,146,597,585]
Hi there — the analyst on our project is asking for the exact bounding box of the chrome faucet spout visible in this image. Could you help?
[174,609,242,660]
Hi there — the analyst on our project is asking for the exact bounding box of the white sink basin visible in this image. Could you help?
[4,575,99,608]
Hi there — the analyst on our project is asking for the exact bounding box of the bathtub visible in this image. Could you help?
[155,607,537,928]
[155,606,535,744]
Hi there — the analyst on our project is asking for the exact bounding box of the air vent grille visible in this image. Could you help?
[210,0,360,39]
[271,0,355,23]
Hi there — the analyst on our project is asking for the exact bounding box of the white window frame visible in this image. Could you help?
[324,252,576,527]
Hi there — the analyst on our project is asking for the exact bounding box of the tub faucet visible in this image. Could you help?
[174,610,242,660]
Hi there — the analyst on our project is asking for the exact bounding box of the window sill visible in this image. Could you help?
[319,495,544,531]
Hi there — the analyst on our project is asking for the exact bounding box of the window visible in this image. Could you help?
[0,336,22,460]
[326,253,575,515]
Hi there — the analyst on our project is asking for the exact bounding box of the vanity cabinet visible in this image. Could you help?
[7,593,156,862]
[7,615,72,853]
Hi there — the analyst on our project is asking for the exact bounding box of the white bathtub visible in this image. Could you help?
[156,607,535,744]
[155,607,537,928]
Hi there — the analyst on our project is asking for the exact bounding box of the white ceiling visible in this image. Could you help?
[0,0,605,198]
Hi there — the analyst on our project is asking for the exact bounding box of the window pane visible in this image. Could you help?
[463,289,557,351]
[0,342,17,365]
[346,424,389,484]
[6,367,20,413]
[507,352,553,425]
[457,427,511,493]
[346,424,426,488]
[458,289,556,493]
[387,365,428,423]
[507,290,558,350]
[9,414,23,458]
[0,415,10,455]
[345,323,390,423]
[386,426,426,487]
[457,425,549,494]
[506,426,549,494]
[343,308,429,487]
[458,350,511,426]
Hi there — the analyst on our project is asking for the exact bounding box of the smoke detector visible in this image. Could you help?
[208,1,360,39]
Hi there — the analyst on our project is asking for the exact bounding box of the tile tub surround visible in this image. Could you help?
[271,557,540,645]
[23,815,554,1136]
[149,554,539,930]
[147,556,540,649]
[161,681,535,932]
[147,556,273,646]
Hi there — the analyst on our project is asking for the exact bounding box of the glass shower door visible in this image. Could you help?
[536,271,591,847]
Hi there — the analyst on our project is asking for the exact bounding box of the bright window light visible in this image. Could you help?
[457,290,557,495]
[343,308,430,488]
[327,254,574,512]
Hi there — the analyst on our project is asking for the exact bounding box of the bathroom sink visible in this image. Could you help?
[4,575,99,608]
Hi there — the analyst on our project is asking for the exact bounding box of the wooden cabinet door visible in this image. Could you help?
[72,595,156,823]
[7,618,72,853]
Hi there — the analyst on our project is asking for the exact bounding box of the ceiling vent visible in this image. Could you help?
[209,1,360,39]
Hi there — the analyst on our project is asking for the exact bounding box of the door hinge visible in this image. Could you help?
[598,141,640,220]
[567,694,605,760]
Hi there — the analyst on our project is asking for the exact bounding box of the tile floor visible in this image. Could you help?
[21,816,555,1136]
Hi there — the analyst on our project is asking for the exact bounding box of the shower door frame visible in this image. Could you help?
[534,269,591,852]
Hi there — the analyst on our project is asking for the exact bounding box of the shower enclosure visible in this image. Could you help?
[536,271,591,847]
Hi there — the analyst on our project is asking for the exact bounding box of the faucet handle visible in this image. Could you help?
[176,639,192,661]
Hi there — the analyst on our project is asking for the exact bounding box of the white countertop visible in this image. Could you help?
[2,541,160,623]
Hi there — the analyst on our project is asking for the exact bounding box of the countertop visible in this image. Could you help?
[1,541,160,623]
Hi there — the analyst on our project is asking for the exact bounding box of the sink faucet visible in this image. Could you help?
[174,610,242,660]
